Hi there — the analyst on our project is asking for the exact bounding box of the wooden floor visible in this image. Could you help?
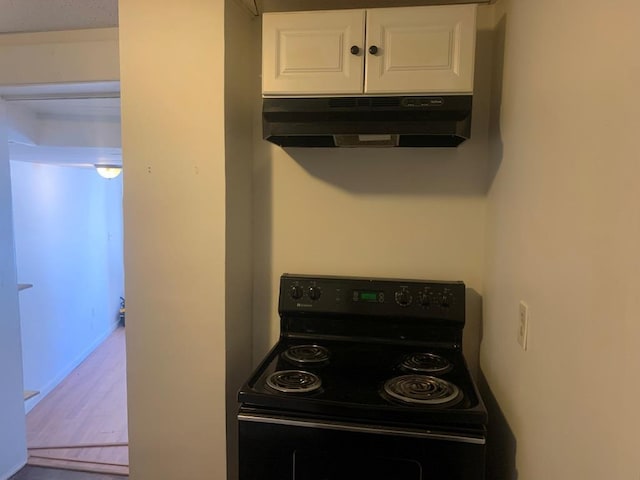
[26,327,129,476]
[11,466,126,480]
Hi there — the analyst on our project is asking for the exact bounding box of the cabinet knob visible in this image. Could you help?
[368,45,379,55]
[350,45,360,55]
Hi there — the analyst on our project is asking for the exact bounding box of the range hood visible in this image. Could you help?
[262,95,472,148]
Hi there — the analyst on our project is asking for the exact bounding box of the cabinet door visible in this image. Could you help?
[365,5,476,94]
[262,10,365,96]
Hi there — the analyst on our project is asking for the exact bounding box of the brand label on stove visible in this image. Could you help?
[297,303,313,308]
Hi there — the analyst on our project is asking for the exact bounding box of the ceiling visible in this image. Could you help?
[0,0,118,34]
[0,1,120,168]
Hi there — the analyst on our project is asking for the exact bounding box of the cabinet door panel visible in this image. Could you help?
[365,5,476,94]
[263,10,365,95]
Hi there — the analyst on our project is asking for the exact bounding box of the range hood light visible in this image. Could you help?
[334,134,399,147]
[358,134,393,142]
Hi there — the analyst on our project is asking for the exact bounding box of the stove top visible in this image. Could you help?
[239,337,486,427]
[238,274,487,429]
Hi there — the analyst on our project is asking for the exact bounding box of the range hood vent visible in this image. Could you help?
[263,95,472,148]
[327,97,402,108]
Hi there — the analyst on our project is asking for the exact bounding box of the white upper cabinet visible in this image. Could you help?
[262,9,366,95]
[365,6,476,94]
[262,5,477,96]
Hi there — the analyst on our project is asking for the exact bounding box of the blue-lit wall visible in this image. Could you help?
[10,161,124,412]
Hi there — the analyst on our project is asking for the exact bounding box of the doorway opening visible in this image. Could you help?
[5,84,128,476]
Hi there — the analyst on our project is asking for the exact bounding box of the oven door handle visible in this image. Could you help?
[238,413,485,445]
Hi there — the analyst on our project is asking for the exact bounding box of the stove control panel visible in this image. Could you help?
[279,274,465,323]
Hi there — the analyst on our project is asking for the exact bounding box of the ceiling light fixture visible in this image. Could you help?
[95,165,122,179]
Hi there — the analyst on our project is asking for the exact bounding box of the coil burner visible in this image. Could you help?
[266,370,322,394]
[282,344,330,365]
[383,375,461,406]
[400,352,452,375]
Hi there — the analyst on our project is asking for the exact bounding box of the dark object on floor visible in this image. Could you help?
[118,297,125,326]
[10,466,127,480]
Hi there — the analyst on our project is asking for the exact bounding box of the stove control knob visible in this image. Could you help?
[418,292,432,308]
[441,294,452,309]
[308,286,322,301]
[290,285,304,300]
[395,288,413,307]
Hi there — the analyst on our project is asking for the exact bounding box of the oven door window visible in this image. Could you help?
[294,450,421,480]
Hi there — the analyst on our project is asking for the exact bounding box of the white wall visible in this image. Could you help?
[252,8,496,373]
[482,0,640,478]
[0,102,27,480]
[10,162,124,413]
[119,1,228,479]
[224,2,259,480]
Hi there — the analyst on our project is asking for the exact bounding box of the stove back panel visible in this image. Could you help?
[279,274,466,344]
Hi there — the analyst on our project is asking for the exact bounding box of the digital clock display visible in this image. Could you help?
[353,290,383,303]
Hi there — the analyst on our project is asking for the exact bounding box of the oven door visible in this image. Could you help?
[238,411,485,480]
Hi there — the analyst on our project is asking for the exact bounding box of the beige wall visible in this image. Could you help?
[252,8,496,371]
[483,0,640,478]
[0,29,118,85]
[224,1,259,479]
[119,1,227,479]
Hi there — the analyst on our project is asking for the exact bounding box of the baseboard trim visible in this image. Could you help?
[0,458,27,480]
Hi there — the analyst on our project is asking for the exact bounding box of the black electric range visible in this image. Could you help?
[238,274,488,480]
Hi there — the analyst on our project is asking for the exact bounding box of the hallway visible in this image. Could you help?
[25,327,128,476]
